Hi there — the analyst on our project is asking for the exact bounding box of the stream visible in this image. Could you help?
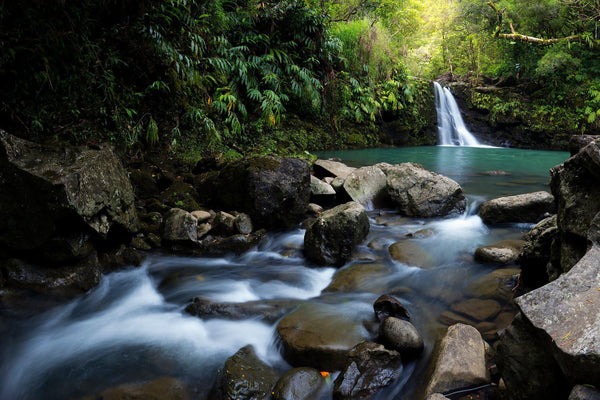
[0,146,569,400]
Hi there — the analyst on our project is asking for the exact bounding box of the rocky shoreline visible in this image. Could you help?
[1,130,600,400]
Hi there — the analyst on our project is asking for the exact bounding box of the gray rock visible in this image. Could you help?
[579,139,600,181]
[342,166,388,207]
[478,191,555,224]
[191,210,212,223]
[162,208,198,244]
[210,345,279,400]
[311,175,336,196]
[307,203,323,215]
[304,202,369,267]
[314,159,356,179]
[197,223,212,238]
[379,317,424,357]
[384,163,466,217]
[234,213,253,235]
[569,385,600,400]
[474,239,524,265]
[425,323,490,396]
[272,368,327,400]
[590,212,600,246]
[333,341,402,400]
[373,294,410,322]
[201,230,266,255]
[331,177,345,191]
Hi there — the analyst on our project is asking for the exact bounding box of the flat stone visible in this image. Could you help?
[451,299,502,322]
[313,159,356,179]
[475,240,524,265]
[389,241,436,268]
[323,263,390,293]
[311,175,336,196]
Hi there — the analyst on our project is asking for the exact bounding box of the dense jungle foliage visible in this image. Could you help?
[0,0,599,158]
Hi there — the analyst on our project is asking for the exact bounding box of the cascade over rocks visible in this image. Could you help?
[478,191,555,225]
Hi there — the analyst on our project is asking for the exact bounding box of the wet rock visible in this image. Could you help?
[234,213,253,235]
[276,303,371,371]
[578,139,600,181]
[517,215,558,288]
[342,166,388,207]
[569,135,600,156]
[450,299,502,322]
[474,239,524,265]
[162,208,198,244]
[210,345,279,400]
[198,156,310,229]
[383,162,466,217]
[191,210,212,223]
[478,191,555,224]
[482,170,508,176]
[79,377,191,400]
[323,263,390,293]
[314,159,356,179]
[389,241,436,268]
[373,294,410,322]
[465,268,520,302]
[185,297,302,323]
[425,323,490,396]
[333,341,402,400]
[201,230,266,255]
[569,385,600,400]
[437,311,475,327]
[0,131,138,254]
[379,317,424,357]
[272,367,327,400]
[39,232,95,264]
[304,202,369,267]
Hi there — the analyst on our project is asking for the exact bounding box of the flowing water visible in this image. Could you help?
[0,147,569,400]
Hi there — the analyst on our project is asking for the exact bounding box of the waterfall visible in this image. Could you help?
[434,81,481,147]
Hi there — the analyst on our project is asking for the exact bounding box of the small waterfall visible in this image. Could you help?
[434,82,481,147]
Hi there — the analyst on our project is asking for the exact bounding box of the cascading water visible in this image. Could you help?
[434,81,482,147]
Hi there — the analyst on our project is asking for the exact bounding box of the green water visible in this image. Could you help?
[316,146,570,199]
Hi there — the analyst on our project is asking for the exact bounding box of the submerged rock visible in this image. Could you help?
[389,241,436,268]
[478,191,555,224]
[333,341,402,400]
[79,377,191,400]
[450,299,502,322]
[323,263,390,293]
[272,368,327,400]
[210,345,279,400]
[304,202,369,267]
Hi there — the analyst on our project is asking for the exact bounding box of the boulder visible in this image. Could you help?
[79,377,191,400]
[276,303,371,371]
[474,239,524,265]
[383,163,466,217]
[389,241,436,268]
[478,191,555,224]
[342,166,388,207]
[162,208,198,244]
[310,175,336,202]
[323,263,391,293]
[517,215,559,288]
[333,341,402,400]
[379,317,424,357]
[212,212,237,236]
[198,156,310,229]
[569,135,600,156]
[373,294,410,322]
[425,323,490,396]
[0,131,138,254]
[210,345,279,400]
[191,210,212,223]
[569,385,600,400]
[185,297,302,324]
[272,368,327,400]
[313,159,356,179]
[304,202,369,267]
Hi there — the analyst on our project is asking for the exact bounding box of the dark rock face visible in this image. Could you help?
[333,341,402,400]
[373,294,410,322]
[569,135,600,156]
[78,377,191,400]
[569,385,600,400]
[478,191,555,225]
[517,215,558,288]
[272,368,327,400]
[304,202,369,267]
[210,345,279,400]
[0,131,138,255]
[198,156,310,230]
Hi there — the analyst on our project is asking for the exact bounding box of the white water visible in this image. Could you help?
[434,81,484,147]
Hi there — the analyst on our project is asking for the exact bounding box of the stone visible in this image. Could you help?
[569,385,600,400]
[78,377,191,400]
[437,311,475,327]
[590,212,600,246]
[234,213,253,235]
[0,131,138,253]
[313,159,356,179]
[373,294,410,322]
[185,298,302,324]
[197,223,212,238]
[276,303,371,371]
[569,135,600,156]
[426,395,450,400]
[474,239,524,265]
[579,139,600,181]
[160,180,201,212]
[307,203,323,215]
[272,368,327,400]
[311,175,336,196]
[323,263,390,293]
[425,323,490,396]
[342,166,388,207]
[333,341,402,400]
[201,230,266,255]
[162,208,198,244]
[389,241,436,268]
[191,210,212,223]
[331,177,345,192]
[304,202,369,267]
[383,163,466,217]
[198,156,310,229]
[379,317,424,357]
[212,211,237,236]
[210,345,279,400]
[478,191,555,224]
[450,299,502,322]
[517,215,559,288]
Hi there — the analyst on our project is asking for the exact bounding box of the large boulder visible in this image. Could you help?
[342,166,388,207]
[478,191,555,225]
[333,341,403,400]
[517,215,559,288]
[313,159,356,179]
[198,156,310,229]
[425,323,490,396]
[0,131,138,255]
[210,345,279,400]
[569,135,600,156]
[304,202,369,267]
[382,163,466,217]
